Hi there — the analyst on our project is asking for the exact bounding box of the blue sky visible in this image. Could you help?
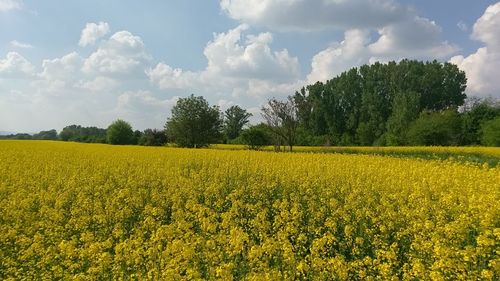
[1,0,500,132]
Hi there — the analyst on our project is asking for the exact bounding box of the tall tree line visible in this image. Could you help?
[293,60,470,146]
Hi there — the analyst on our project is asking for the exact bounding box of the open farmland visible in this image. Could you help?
[0,141,499,280]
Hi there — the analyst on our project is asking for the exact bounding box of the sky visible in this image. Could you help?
[1,0,500,133]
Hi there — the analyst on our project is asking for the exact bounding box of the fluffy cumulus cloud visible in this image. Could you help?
[308,29,371,82]
[83,31,151,76]
[220,1,458,84]
[0,24,158,132]
[307,15,458,83]
[220,0,407,31]
[0,52,35,78]
[0,0,22,11]
[40,52,83,80]
[450,2,500,97]
[369,16,458,59]
[79,22,110,47]
[1,23,301,132]
[147,24,301,98]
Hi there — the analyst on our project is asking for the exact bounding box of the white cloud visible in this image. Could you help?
[77,77,118,92]
[148,24,301,99]
[1,29,187,132]
[0,0,22,12]
[450,2,500,98]
[10,40,33,49]
[83,31,152,76]
[471,3,500,52]
[79,22,110,47]
[203,24,300,81]
[40,52,83,80]
[147,63,198,90]
[307,16,458,84]
[0,52,35,78]
[308,29,371,82]
[220,1,459,86]
[220,0,407,31]
[369,16,459,59]
[115,91,179,129]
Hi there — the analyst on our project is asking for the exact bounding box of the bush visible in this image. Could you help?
[139,129,167,146]
[407,110,462,146]
[295,127,329,146]
[480,117,500,146]
[240,126,271,150]
[106,119,135,145]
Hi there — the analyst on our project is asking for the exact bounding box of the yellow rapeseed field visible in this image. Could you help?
[0,140,499,280]
[214,144,500,158]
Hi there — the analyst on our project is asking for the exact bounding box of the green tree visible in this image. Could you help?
[294,60,467,146]
[133,130,143,145]
[139,129,167,146]
[480,117,500,146]
[33,129,58,140]
[224,105,252,141]
[261,96,299,152]
[384,92,421,145]
[166,95,222,148]
[106,119,135,145]
[461,98,500,145]
[240,125,272,150]
[59,125,106,143]
[407,110,462,146]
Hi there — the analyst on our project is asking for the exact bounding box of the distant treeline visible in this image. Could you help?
[0,126,167,147]
[2,60,499,147]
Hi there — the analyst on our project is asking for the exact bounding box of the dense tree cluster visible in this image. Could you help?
[138,129,168,146]
[59,125,107,143]
[293,60,469,146]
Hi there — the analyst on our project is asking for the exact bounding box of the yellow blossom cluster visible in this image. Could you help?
[214,144,500,158]
[0,140,498,280]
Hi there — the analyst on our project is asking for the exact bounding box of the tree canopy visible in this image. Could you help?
[106,119,135,145]
[293,60,468,146]
[139,129,167,146]
[59,125,107,143]
[166,95,222,148]
[262,97,299,151]
[224,105,252,141]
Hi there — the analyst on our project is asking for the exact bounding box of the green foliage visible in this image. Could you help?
[295,127,329,146]
[224,105,252,141]
[481,117,500,146]
[166,95,222,148]
[461,98,500,145]
[240,125,272,150]
[262,97,299,151]
[407,110,462,146]
[59,125,107,143]
[32,129,58,140]
[294,60,467,146]
[139,129,167,146]
[106,119,135,145]
[133,130,143,145]
[0,133,32,140]
[384,92,421,145]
